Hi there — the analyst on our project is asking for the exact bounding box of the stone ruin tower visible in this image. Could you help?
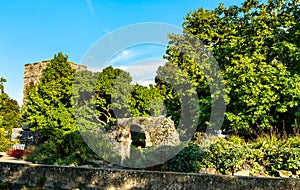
[23,60,87,103]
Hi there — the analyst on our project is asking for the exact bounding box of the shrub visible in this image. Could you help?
[0,128,14,152]
[161,135,300,177]
[161,143,202,173]
[26,132,98,166]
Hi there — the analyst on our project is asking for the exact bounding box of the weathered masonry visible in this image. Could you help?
[1,162,300,189]
[23,60,87,103]
[107,117,180,164]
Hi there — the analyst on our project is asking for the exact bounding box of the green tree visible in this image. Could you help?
[95,66,165,123]
[163,0,300,136]
[156,61,201,140]
[95,66,132,124]
[129,84,164,117]
[156,62,187,127]
[0,78,22,137]
[22,53,97,165]
[0,77,21,150]
[22,52,76,140]
[73,69,123,163]
[0,93,22,135]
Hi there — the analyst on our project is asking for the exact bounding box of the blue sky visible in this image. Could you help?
[0,0,247,105]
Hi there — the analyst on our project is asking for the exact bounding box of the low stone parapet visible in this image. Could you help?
[1,162,300,189]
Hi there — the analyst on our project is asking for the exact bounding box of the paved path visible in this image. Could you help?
[0,152,32,164]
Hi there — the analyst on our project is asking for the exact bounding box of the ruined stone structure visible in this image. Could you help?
[107,117,180,163]
[23,60,87,102]
[113,117,180,147]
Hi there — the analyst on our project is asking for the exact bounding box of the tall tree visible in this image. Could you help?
[95,66,166,124]
[94,66,132,124]
[129,84,164,117]
[0,93,22,134]
[163,0,300,136]
[22,52,76,140]
[22,53,97,165]
[155,61,201,140]
[0,78,22,137]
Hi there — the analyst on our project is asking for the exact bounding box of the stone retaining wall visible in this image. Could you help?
[1,162,300,189]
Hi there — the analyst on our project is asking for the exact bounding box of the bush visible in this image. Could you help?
[0,128,14,152]
[161,135,300,177]
[26,132,98,166]
[197,136,300,176]
[161,143,202,173]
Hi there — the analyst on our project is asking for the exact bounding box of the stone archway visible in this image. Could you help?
[130,125,146,148]
[107,117,180,164]
[116,117,180,147]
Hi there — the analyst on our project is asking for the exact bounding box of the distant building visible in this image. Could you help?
[23,60,87,103]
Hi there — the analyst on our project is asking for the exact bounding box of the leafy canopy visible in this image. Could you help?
[0,77,21,150]
[163,0,300,136]
[22,52,76,140]
[23,52,99,165]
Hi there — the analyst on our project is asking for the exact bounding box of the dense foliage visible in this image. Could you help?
[0,92,22,137]
[129,84,164,117]
[17,0,300,176]
[0,77,21,151]
[0,77,6,94]
[95,66,132,124]
[22,53,97,165]
[158,0,300,175]
[0,128,14,152]
[95,66,164,125]
[22,54,165,165]
[163,0,300,136]
[22,52,76,140]
[162,135,300,177]
[155,61,203,143]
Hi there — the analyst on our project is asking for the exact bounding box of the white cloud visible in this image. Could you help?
[108,49,138,65]
[86,0,96,16]
[115,66,128,71]
[136,77,156,86]
[125,59,166,86]
[87,66,102,73]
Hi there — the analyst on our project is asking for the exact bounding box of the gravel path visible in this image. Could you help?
[0,152,32,164]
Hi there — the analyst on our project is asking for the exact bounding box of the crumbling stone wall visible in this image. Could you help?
[107,117,180,162]
[1,162,300,189]
[111,117,180,147]
[23,60,87,102]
